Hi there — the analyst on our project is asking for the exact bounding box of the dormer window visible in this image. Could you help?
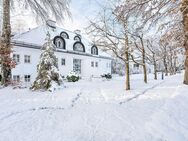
[73,42,85,52]
[53,36,66,49]
[74,35,81,42]
[60,31,69,39]
[91,45,98,55]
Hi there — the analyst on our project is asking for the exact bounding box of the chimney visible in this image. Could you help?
[74,29,81,35]
[46,20,56,28]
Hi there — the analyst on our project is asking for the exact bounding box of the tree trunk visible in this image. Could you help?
[163,57,168,76]
[173,55,177,75]
[143,64,147,83]
[125,50,130,90]
[169,50,173,75]
[125,34,130,90]
[0,0,11,85]
[153,56,157,80]
[140,37,147,83]
[181,0,188,84]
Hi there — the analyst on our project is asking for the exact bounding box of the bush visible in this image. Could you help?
[66,71,79,82]
[101,73,112,80]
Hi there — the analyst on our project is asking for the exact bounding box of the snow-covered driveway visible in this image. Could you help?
[0,74,187,141]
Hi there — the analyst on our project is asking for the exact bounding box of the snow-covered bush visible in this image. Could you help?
[101,73,112,80]
[66,71,79,82]
[30,35,63,91]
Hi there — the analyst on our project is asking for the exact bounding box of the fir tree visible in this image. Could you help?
[31,34,62,91]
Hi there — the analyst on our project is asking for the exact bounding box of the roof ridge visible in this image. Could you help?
[13,25,43,39]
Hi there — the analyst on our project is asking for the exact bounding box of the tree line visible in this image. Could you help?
[86,0,187,90]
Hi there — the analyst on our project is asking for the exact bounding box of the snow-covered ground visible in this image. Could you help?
[0,73,188,141]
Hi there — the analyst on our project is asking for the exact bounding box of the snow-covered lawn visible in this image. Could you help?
[0,73,188,141]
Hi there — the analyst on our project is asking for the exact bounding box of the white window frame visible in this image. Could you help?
[61,58,65,66]
[24,75,31,83]
[95,62,98,67]
[91,61,94,67]
[13,54,20,64]
[13,75,20,82]
[24,55,31,63]
[55,38,64,48]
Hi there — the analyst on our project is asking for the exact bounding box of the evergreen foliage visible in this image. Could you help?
[66,71,79,82]
[31,35,62,91]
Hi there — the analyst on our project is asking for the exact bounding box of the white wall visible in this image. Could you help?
[11,46,112,83]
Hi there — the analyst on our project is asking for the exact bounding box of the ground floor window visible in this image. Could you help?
[24,75,31,82]
[13,75,20,82]
[61,58,65,66]
[95,62,98,67]
[91,61,94,67]
[73,59,81,74]
[133,64,139,68]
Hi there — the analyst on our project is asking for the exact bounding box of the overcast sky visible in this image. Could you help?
[10,0,108,33]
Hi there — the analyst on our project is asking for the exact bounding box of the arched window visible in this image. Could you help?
[91,45,98,55]
[74,35,81,42]
[60,31,69,39]
[73,42,85,52]
[53,36,66,49]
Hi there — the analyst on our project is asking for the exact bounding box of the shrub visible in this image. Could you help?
[101,73,112,80]
[67,71,79,82]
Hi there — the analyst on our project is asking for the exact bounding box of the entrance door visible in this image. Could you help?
[73,59,81,74]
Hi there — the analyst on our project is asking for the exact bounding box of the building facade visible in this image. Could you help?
[11,21,112,85]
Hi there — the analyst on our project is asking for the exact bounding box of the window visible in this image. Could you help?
[109,62,111,68]
[24,55,31,63]
[91,61,94,67]
[13,54,20,64]
[73,59,81,74]
[53,36,66,49]
[24,75,31,82]
[91,46,98,55]
[13,75,20,82]
[60,31,69,39]
[134,64,139,68]
[74,36,81,42]
[73,42,85,52]
[61,58,65,66]
[95,62,98,67]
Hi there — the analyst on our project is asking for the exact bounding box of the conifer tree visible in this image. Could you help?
[31,34,62,91]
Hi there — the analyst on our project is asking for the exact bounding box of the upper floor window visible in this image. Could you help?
[74,35,81,42]
[53,36,66,49]
[91,45,98,55]
[24,55,31,63]
[73,42,85,52]
[60,31,69,39]
[13,54,20,64]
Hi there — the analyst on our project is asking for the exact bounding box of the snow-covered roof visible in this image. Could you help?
[12,24,111,58]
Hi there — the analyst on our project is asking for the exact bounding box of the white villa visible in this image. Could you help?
[10,20,112,85]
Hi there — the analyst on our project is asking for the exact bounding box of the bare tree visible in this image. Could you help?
[86,8,131,90]
[181,0,188,84]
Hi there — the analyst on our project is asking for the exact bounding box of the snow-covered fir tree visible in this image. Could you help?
[31,33,62,91]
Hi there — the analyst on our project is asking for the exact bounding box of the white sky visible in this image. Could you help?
[10,0,108,33]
